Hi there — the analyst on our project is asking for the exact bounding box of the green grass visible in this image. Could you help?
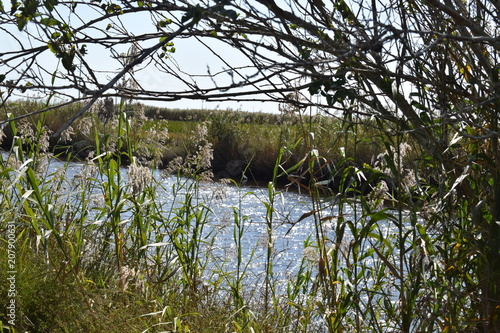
[1,97,498,332]
[0,248,160,332]
[0,99,392,186]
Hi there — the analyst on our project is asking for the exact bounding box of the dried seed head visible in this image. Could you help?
[17,120,35,141]
[128,158,153,194]
[60,126,75,143]
[39,128,52,153]
[77,116,93,137]
[163,156,184,176]
[195,142,213,171]
[0,126,5,146]
[98,97,115,123]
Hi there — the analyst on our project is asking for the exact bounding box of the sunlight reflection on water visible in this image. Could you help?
[3,150,411,330]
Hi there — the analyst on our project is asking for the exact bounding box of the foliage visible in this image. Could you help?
[0,100,390,185]
[0,98,497,332]
[1,0,500,331]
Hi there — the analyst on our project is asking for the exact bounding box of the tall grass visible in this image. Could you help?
[1,99,388,184]
[1,97,498,332]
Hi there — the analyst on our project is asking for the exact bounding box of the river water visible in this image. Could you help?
[65,156,349,278]
[3,150,360,281]
[4,149,421,330]
[2,149,429,330]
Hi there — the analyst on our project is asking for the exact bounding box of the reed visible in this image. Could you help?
[1,99,390,184]
[1,96,498,332]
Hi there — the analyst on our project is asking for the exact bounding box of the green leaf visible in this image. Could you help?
[181,4,203,24]
[157,20,170,28]
[40,17,60,26]
[308,80,323,95]
[61,50,76,71]
[416,223,435,256]
[43,0,58,12]
[51,69,56,85]
[0,74,5,83]
[379,76,393,95]
[104,3,121,13]
[334,0,358,24]
[79,44,87,55]
[46,92,54,105]
[325,94,334,106]
[411,100,427,111]
[24,0,38,13]
[419,111,432,125]
[299,47,311,60]
[10,0,19,14]
[16,15,28,30]
[47,42,57,53]
[223,9,238,20]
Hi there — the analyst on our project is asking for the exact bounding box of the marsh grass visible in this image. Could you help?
[1,97,498,332]
[1,99,391,184]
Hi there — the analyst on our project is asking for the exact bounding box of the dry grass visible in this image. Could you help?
[0,99,393,185]
[1,97,498,332]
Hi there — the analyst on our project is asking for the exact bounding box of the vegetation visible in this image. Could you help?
[0,99,390,186]
[1,0,500,331]
[0,96,498,332]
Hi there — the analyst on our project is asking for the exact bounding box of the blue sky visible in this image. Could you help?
[0,2,282,113]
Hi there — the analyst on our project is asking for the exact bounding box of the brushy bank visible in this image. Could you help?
[1,98,499,332]
[0,99,401,188]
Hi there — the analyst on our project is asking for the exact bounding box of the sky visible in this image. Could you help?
[0,2,284,113]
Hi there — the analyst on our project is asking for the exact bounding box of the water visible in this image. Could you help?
[1,151,392,283]
[2,152,329,274]
[1,150,408,271]
[2,150,419,329]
